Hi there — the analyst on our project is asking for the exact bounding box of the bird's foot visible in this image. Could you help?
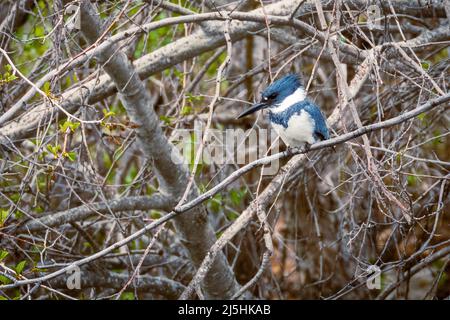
[286,146,299,156]
[304,143,311,153]
[287,143,313,155]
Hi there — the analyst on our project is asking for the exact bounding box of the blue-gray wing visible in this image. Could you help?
[297,100,330,141]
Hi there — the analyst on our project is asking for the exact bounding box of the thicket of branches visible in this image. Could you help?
[0,0,449,300]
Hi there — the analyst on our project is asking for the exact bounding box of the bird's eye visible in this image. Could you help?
[268,93,278,100]
[262,96,268,101]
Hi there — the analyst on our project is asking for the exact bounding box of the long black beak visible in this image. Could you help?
[236,102,268,119]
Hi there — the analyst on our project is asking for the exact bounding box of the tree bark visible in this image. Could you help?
[78,0,240,299]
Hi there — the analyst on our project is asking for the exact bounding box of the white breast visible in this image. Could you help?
[270,87,306,114]
[271,110,316,147]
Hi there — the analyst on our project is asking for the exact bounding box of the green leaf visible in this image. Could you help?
[159,115,174,125]
[34,25,45,37]
[6,74,18,82]
[102,109,116,118]
[0,275,12,285]
[125,164,138,185]
[185,93,203,103]
[421,60,430,71]
[15,260,27,275]
[10,193,20,202]
[226,211,239,221]
[34,206,44,214]
[215,231,224,239]
[83,242,92,248]
[43,81,51,95]
[59,120,80,133]
[120,292,135,300]
[417,113,427,124]
[46,144,61,157]
[0,250,8,261]
[0,209,8,226]
[181,106,192,115]
[407,175,417,186]
[37,0,46,11]
[62,151,77,161]
[0,65,18,85]
[66,151,77,162]
[173,68,183,80]
[229,188,247,206]
[149,210,162,219]
[14,210,23,219]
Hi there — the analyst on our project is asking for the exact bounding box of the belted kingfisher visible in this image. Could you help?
[237,74,330,151]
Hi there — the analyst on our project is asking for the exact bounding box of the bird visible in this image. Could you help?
[237,74,330,152]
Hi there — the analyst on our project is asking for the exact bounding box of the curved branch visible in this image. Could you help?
[47,270,185,299]
[17,194,170,232]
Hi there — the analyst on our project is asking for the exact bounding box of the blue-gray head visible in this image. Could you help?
[237,74,305,118]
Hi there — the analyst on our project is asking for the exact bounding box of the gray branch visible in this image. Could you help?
[47,270,185,299]
[75,0,240,300]
[18,194,170,232]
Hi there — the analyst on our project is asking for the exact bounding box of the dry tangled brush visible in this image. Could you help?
[0,0,449,300]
